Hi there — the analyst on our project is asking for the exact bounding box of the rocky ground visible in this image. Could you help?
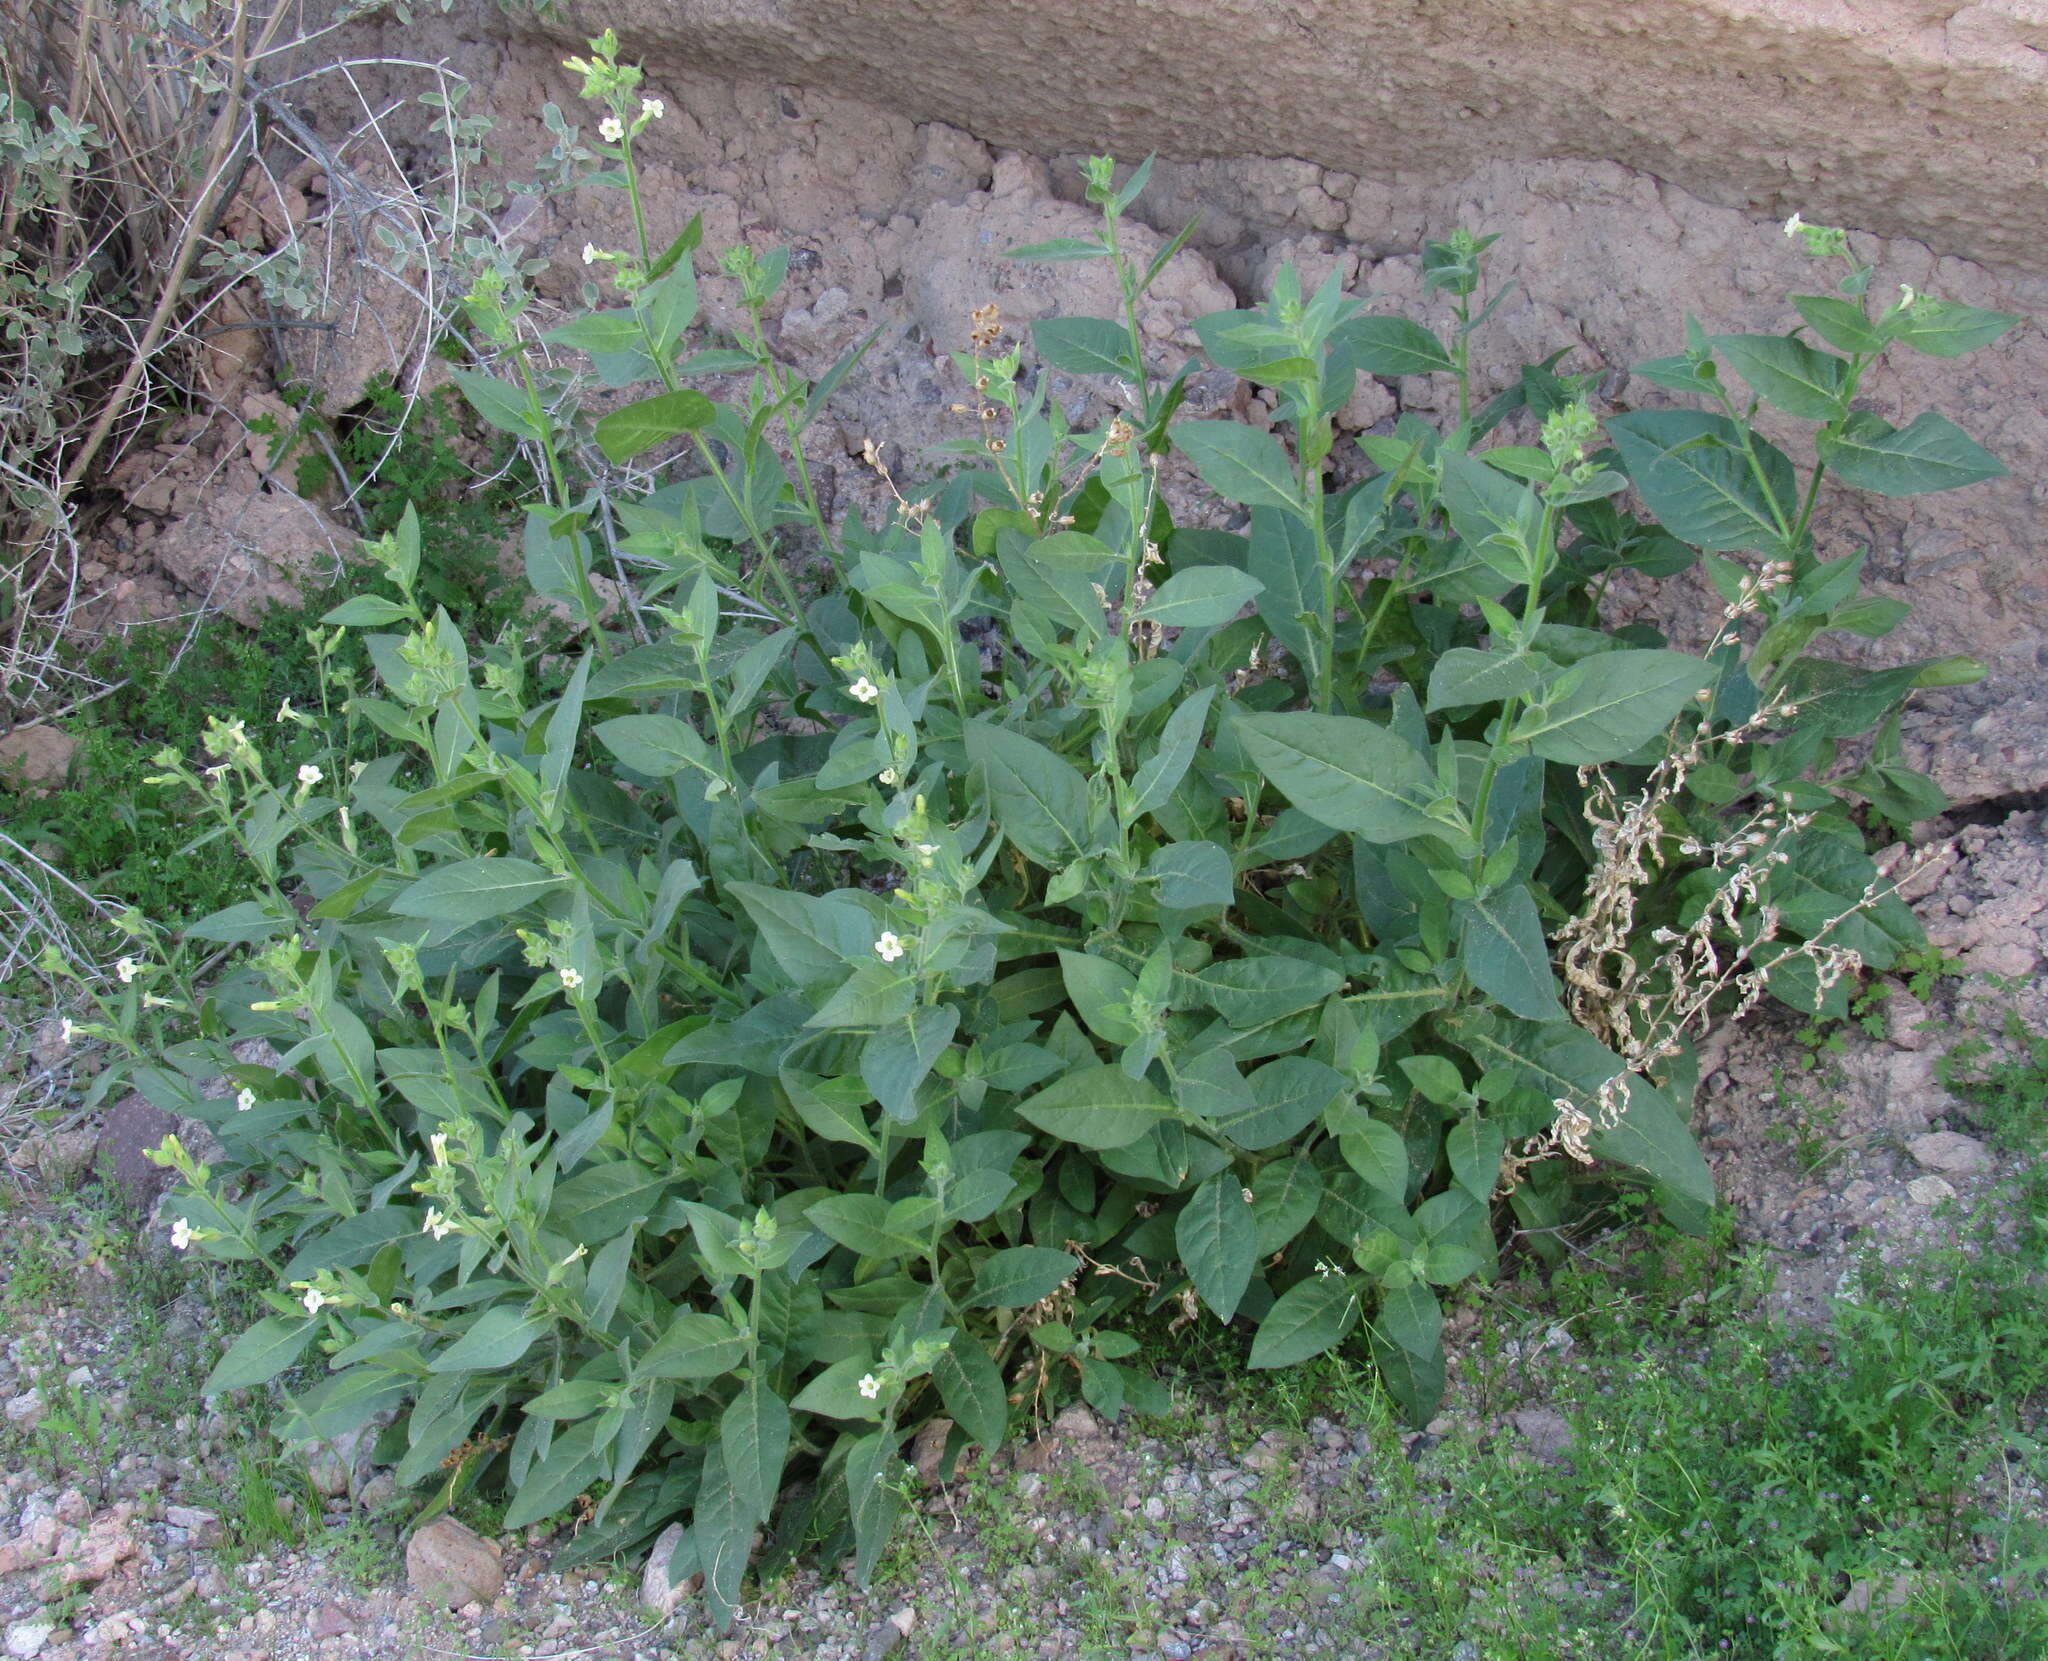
[0,802,2041,1659]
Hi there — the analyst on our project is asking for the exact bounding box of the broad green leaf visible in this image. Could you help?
[860,1005,960,1121]
[320,595,412,627]
[1815,410,2007,497]
[1174,422,1304,516]
[968,1245,1080,1308]
[1368,1320,1445,1426]
[1455,886,1564,1021]
[594,389,716,464]
[1607,410,1796,554]
[1138,566,1264,629]
[1710,333,1849,420]
[1080,1356,1126,1418]
[204,1317,317,1395]
[1887,298,2019,358]
[448,367,540,440]
[429,1306,549,1373]
[1340,1119,1408,1198]
[1059,950,1142,1047]
[1251,1156,1325,1254]
[1176,1173,1257,1321]
[1508,649,1711,764]
[594,714,714,778]
[965,720,1091,868]
[1446,1114,1508,1203]
[791,1356,885,1421]
[1438,449,1542,583]
[1425,645,1552,711]
[1146,840,1235,911]
[722,1376,790,1527]
[1015,1065,1173,1150]
[523,1379,612,1420]
[1374,1276,1443,1358]
[1129,685,1216,817]
[1249,1272,1359,1368]
[551,1162,669,1246]
[1585,1076,1715,1212]
[1194,955,1342,1026]
[391,857,565,927]
[1247,504,1320,671]
[1229,709,1444,843]
[806,1193,920,1259]
[693,1444,748,1629]
[1791,294,1883,354]
[845,1429,905,1586]
[638,1311,750,1380]
[1341,316,1454,376]
[1031,315,1136,377]
[503,1419,607,1530]
[730,885,874,985]
[1219,1056,1347,1150]
[933,1336,1007,1449]
[280,1366,411,1445]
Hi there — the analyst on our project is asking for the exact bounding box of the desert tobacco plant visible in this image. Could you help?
[121,34,2018,1630]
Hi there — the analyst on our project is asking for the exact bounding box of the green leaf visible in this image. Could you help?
[448,367,540,440]
[1219,1057,1347,1150]
[594,389,716,464]
[806,1194,920,1259]
[968,1245,1080,1308]
[1249,1273,1359,1368]
[1015,1065,1174,1150]
[965,720,1092,868]
[1815,410,2007,497]
[1607,410,1796,554]
[1058,951,1141,1047]
[391,857,565,928]
[1438,449,1543,583]
[1146,841,1236,912]
[1368,1320,1445,1427]
[1341,317,1454,376]
[1425,645,1552,712]
[503,1419,608,1530]
[730,885,874,985]
[1446,1115,1508,1203]
[429,1306,549,1373]
[1340,1119,1408,1198]
[594,713,715,779]
[639,1311,750,1380]
[933,1336,1008,1449]
[791,1356,885,1421]
[1229,709,1445,843]
[524,1379,613,1420]
[204,1317,316,1395]
[845,1429,906,1586]
[1375,1277,1443,1357]
[693,1444,748,1629]
[860,1005,960,1121]
[1031,315,1136,376]
[1194,955,1341,1026]
[1176,1173,1257,1322]
[320,595,412,627]
[1251,1156,1325,1255]
[1508,649,1711,764]
[1174,422,1304,516]
[1710,333,1849,420]
[1790,294,1883,355]
[1130,685,1216,817]
[281,1366,412,1445]
[1887,298,2020,358]
[1138,566,1264,628]
[722,1376,790,1527]
[1585,1076,1715,1212]
[1455,886,1564,1021]
[1005,237,1111,261]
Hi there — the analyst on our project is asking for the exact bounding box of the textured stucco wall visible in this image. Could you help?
[565,0,2048,269]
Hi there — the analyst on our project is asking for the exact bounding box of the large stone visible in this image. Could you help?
[0,725,76,792]
[405,1518,504,1609]
[148,477,353,626]
[638,1521,701,1616]
[565,0,2048,268]
[1906,1130,1992,1175]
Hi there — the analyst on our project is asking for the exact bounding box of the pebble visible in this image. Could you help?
[4,1624,55,1660]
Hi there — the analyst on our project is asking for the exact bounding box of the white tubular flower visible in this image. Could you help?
[302,1286,329,1315]
[582,242,600,265]
[115,957,139,983]
[878,766,901,787]
[874,932,907,963]
[423,1208,456,1241]
[848,676,880,704]
[641,97,665,120]
[297,763,323,788]
[429,1131,448,1165]
[275,698,296,723]
[858,1373,882,1400]
[1899,282,1918,307]
[559,965,584,991]
[235,1088,257,1113]
[599,115,624,142]
[1782,211,1804,237]
[170,1217,194,1251]
[58,1017,76,1046]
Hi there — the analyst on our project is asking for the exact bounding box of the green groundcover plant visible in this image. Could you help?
[80,34,2019,1626]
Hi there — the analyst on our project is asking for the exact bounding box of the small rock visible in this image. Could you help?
[62,1367,91,1391]
[59,1511,139,1585]
[3,1391,45,1430]
[1050,1404,1100,1440]
[1906,1131,1990,1176]
[164,1505,222,1547]
[3,1622,54,1659]
[405,1518,504,1609]
[1838,1573,1915,1614]
[1509,1407,1576,1461]
[53,1489,91,1526]
[308,1602,357,1640]
[1242,1430,1292,1473]
[909,1416,953,1486]
[1907,1175,1958,1207]
[0,724,76,792]
[639,1521,700,1617]
[863,1617,906,1661]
